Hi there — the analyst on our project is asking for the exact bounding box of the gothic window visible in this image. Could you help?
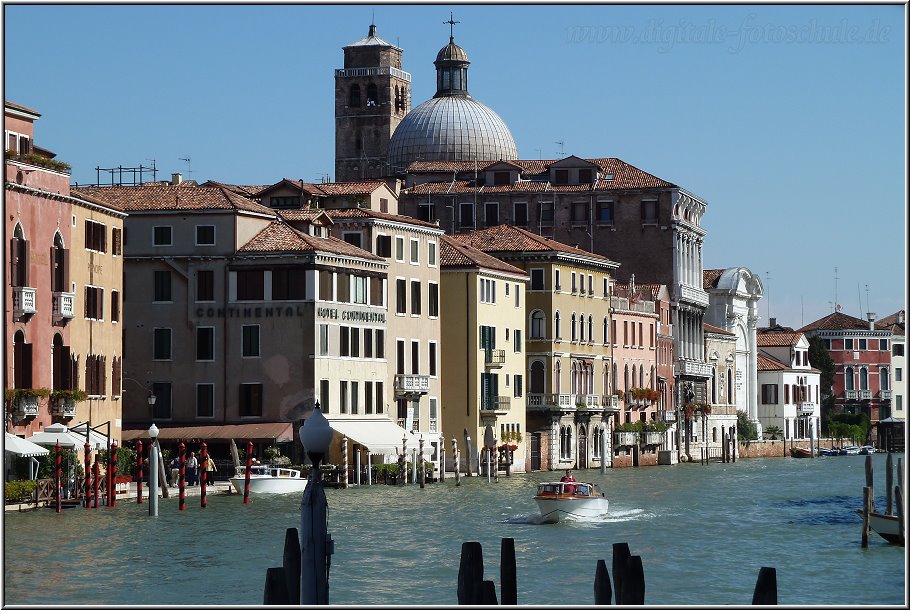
[859,367,869,390]
[349,85,361,108]
[530,310,545,339]
[10,224,28,288]
[571,313,577,342]
[530,360,545,394]
[555,311,561,339]
[845,366,855,391]
[881,367,890,391]
[588,316,594,343]
[52,232,69,292]
[366,83,378,107]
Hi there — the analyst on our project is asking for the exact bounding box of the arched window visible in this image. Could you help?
[579,314,585,342]
[554,361,561,395]
[880,367,890,391]
[712,427,717,442]
[565,426,573,460]
[604,365,610,395]
[555,312,561,339]
[639,365,644,389]
[11,223,28,288]
[712,368,717,403]
[571,313,577,342]
[52,232,68,292]
[603,317,609,344]
[859,367,869,390]
[632,365,637,388]
[530,310,545,338]
[366,83,378,107]
[588,316,594,343]
[727,369,733,404]
[571,362,578,395]
[13,330,32,388]
[349,84,361,108]
[530,360,545,394]
[624,364,630,392]
[845,366,855,391]
[650,365,656,389]
[612,362,618,393]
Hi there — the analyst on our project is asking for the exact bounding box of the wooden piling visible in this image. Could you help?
[865,455,874,512]
[282,527,301,604]
[419,437,425,489]
[611,542,631,604]
[457,541,484,605]
[455,446,461,487]
[886,452,894,515]
[263,567,289,604]
[480,581,498,605]
[501,537,517,605]
[751,566,777,604]
[440,444,446,482]
[896,485,905,547]
[621,555,645,604]
[594,559,612,605]
[861,486,871,548]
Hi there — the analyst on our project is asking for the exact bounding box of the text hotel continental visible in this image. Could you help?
[195,305,386,323]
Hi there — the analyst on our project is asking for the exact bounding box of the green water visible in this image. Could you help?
[2,454,906,605]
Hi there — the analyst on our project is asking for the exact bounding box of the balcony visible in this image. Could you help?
[679,284,710,307]
[643,431,666,446]
[13,286,37,318]
[797,402,815,415]
[675,358,712,378]
[527,393,574,410]
[52,291,76,322]
[845,390,858,400]
[859,390,873,400]
[12,394,39,418]
[662,410,677,422]
[880,390,892,400]
[614,431,638,447]
[576,394,600,407]
[394,374,430,396]
[51,397,77,418]
[602,395,620,411]
[480,396,511,414]
[397,418,420,432]
[483,349,506,369]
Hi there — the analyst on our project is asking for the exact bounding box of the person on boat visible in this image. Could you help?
[560,469,577,494]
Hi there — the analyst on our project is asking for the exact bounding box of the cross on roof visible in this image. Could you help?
[445,11,460,41]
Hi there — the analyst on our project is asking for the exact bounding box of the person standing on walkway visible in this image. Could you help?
[205,454,217,487]
[186,451,199,486]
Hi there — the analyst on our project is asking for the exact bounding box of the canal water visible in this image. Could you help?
[3,454,906,605]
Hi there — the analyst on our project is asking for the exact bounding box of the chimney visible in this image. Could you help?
[900,310,905,325]
[171,173,183,185]
[867,312,876,330]
[769,317,777,328]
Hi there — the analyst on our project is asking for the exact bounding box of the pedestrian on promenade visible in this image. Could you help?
[186,451,199,486]
[205,454,217,487]
[169,457,180,487]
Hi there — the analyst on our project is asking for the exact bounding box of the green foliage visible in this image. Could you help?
[765,425,783,440]
[97,445,137,479]
[5,387,51,402]
[264,445,291,466]
[737,410,758,441]
[617,421,644,433]
[646,420,668,433]
[4,480,37,503]
[33,447,80,479]
[9,152,71,173]
[50,388,88,402]
[807,336,836,400]
[828,412,871,444]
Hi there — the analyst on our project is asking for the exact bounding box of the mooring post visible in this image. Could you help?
[355,444,361,487]
[896,485,905,547]
[282,527,301,604]
[501,537,517,605]
[453,438,460,487]
[342,436,349,489]
[457,541,484,605]
[419,436,425,489]
[865,455,874,512]
[621,555,645,604]
[480,580,498,605]
[862,486,871,547]
[751,566,777,604]
[612,542,630,604]
[440,441,446,482]
[594,558,612,605]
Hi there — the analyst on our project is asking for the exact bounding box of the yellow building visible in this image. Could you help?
[450,225,619,471]
[439,236,529,472]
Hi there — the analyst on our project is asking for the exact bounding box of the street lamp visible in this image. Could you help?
[148,423,159,517]
[299,407,334,605]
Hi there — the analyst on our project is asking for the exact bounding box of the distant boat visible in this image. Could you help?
[841,446,861,455]
[818,447,839,457]
[533,481,609,523]
[856,509,905,546]
[790,447,813,458]
[230,464,308,494]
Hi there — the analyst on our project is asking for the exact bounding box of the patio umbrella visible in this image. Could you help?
[4,432,50,457]
[67,423,109,449]
[26,423,88,448]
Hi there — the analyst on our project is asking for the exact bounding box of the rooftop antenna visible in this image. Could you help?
[857,282,863,318]
[765,271,771,322]
[445,11,460,41]
[834,266,839,313]
[179,156,192,179]
[865,284,871,315]
[555,141,565,157]
[535,148,542,159]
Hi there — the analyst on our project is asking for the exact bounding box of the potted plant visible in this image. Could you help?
[50,388,87,417]
[5,387,50,417]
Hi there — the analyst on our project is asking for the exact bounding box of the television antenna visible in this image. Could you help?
[179,156,193,179]
[555,141,565,157]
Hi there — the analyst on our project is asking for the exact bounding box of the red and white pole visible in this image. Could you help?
[55,441,61,513]
[92,457,100,509]
[109,441,118,507]
[244,441,253,504]
[83,442,91,508]
[200,441,208,509]
[137,440,143,505]
[179,441,186,511]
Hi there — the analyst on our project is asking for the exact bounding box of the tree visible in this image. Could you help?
[737,410,757,441]
[808,336,838,432]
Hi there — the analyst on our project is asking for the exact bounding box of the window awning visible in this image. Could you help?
[4,432,50,457]
[326,418,434,456]
[121,422,295,442]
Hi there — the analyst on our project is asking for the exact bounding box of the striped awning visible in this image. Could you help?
[4,432,50,457]
[120,422,295,442]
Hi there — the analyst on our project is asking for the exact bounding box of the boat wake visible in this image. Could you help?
[505,507,653,525]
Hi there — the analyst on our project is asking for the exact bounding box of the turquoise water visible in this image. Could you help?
[3,454,906,605]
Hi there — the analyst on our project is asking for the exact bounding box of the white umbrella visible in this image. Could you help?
[26,423,89,449]
[68,423,109,449]
[4,432,50,457]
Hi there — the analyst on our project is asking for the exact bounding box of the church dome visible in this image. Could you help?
[387,96,518,172]
[436,39,469,63]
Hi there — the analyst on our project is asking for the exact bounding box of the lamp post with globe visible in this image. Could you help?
[299,406,334,604]
[148,423,159,517]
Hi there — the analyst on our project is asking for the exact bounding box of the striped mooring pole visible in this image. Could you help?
[92,457,100,509]
[55,441,61,513]
[109,441,118,507]
[244,441,253,504]
[136,440,143,504]
[83,442,91,508]
[341,436,348,489]
[179,441,186,511]
[200,441,208,508]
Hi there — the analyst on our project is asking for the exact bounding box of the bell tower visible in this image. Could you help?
[335,24,411,182]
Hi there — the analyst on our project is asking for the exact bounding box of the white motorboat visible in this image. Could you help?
[230,465,308,494]
[856,509,905,546]
[533,481,609,524]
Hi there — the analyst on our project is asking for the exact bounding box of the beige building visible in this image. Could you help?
[439,235,529,473]
[694,323,739,460]
[450,225,619,471]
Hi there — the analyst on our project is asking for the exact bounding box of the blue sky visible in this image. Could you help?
[4,4,906,328]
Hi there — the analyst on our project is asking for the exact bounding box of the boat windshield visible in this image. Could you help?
[537,482,594,495]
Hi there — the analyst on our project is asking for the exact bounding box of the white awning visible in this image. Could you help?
[326,418,436,456]
[68,423,111,449]
[4,432,50,457]
[25,423,93,449]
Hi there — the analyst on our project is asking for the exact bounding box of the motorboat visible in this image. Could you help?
[841,446,861,455]
[856,509,905,546]
[790,447,813,458]
[230,464,308,494]
[859,445,880,455]
[533,481,609,524]
[818,447,839,457]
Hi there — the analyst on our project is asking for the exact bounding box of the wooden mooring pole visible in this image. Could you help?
[500,537,517,605]
[896,485,905,547]
[861,486,871,548]
[886,452,894,515]
[751,566,777,604]
[865,455,874,512]
[594,559,612,605]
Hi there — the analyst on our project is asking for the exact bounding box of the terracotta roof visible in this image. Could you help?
[757,352,788,371]
[799,311,874,333]
[4,100,40,116]
[704,323,735,336]
[323,207,441,230]
[72,185,276,216]
[439,235,527,276]
[237,220,382,260]
[316,180,389,196]
[756,330,804,347]
[278,209,334,224]
[703,269,724,289]
[876,310,905,334]
[449,224,618,265]
[613,282,661,302]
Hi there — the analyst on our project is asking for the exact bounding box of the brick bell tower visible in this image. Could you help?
[334,23,411,182]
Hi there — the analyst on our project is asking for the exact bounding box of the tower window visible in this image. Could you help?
[366,83,378,107]
[349,85,361,108]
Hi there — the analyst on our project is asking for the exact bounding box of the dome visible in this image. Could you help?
[387,95,518,173]
[436,38,469,63]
